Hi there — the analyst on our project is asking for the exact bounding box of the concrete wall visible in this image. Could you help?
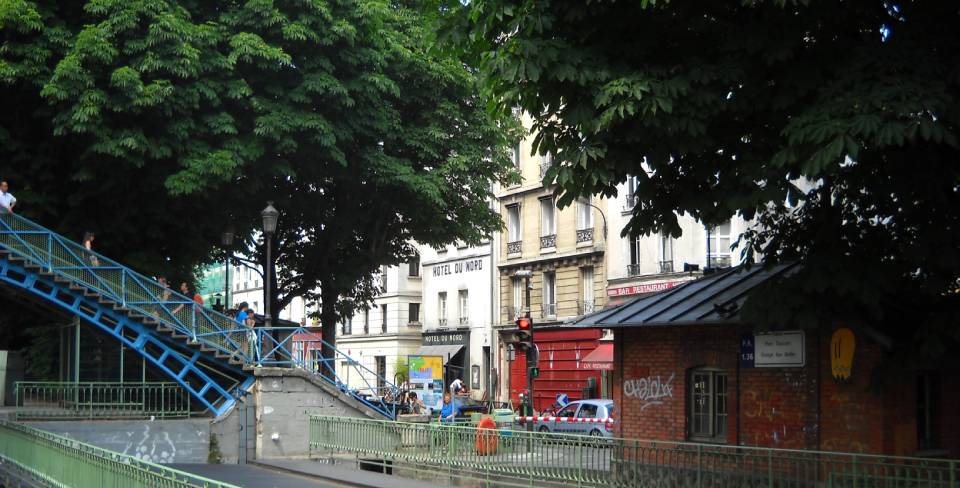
[254,368,379,459]
[26,419,210,464]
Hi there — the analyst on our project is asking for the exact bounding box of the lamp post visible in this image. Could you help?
[221,230,234,311]
[261,202,279,328]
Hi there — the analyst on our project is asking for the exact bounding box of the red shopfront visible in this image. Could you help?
[508,328,612,412]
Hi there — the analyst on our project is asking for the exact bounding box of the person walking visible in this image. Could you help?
[171,282,204,317]
[82,232,99,266]
[0,181,16,214]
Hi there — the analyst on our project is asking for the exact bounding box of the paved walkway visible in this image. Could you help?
[171,460,442,488]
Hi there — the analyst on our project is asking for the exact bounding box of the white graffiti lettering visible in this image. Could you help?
[623,373,675,411]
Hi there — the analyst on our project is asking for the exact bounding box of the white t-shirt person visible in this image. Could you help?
[449,378,464,397]
[0,181,16,213]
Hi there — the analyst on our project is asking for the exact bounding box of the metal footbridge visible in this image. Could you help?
[0,213,399,418]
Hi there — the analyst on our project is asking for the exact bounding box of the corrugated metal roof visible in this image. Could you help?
[571,263,800,328]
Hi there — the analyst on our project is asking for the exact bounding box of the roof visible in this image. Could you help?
[571,262,800,329]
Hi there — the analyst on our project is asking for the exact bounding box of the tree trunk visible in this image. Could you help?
[319,282,339,381]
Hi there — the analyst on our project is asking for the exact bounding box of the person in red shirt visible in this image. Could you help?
[172,282,203,317]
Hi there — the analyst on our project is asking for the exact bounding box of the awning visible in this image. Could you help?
[579,343,613,370]
[417,344,464,360]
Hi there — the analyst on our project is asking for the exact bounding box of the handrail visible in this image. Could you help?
[14,381,191,420]
[0,420,237,487]
[0,212,399,418]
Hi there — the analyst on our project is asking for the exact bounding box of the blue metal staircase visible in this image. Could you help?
[0,213,400,418]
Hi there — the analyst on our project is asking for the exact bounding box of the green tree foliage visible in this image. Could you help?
[1,0,516,371]
[447,1,960,361]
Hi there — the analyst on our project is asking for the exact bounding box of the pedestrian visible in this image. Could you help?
[408,391,426,415]
[157,276,172,302]
[82,232,99,267]
[439,392,459,424]
[449,376,464,397]
[0,180,16,214]
[171,282,204,316]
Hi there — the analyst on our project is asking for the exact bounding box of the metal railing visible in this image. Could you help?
[626,263,641,276]
[540,234,557,249]
[578,300,595,315]
[708,254,732,269]
[244,326,401,418]
[541,303,557,318]
[0,420,237,487]
[0,212,399,418]
[507,240,522,255]
[308,415,960,488]
[14,381,190,420]
[576,228,594,244]
[659,259,674,273]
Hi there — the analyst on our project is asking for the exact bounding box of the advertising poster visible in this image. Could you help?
[408,355,443,384]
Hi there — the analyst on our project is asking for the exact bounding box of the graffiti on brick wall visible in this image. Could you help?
[624,373,675,411]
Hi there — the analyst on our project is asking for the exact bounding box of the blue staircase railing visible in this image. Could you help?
[0,212,399,419]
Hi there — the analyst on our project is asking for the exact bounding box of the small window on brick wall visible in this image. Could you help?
[688,368,728,443]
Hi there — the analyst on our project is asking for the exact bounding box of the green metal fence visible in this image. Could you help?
[14,381,192,420]
[308,415,959,487]
[0,420,237,487]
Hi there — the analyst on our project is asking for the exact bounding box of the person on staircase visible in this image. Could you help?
[0,181,16,214]
[171,282,204,322]
[82,231,99,267]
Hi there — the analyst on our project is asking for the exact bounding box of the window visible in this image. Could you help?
[628,232,641,276]
[438,292,447,326]
[512,143,521,169]
[512,277,523,318]
[917,372,940,450]
[342,314,352,335]
[408,254,420,277]
[539,197,556,237]
[542,272,556,317]
[458,290,469,325]
[661,234,674,273]
[381,304,388,333]
[556,404,577,418]
[507,205,522,242]
[363,309,370,334]
[580,267,594,314]
[689,369,728,442]
[708,220,732,268]
[381,265,389,291]
[626,175,640,207]
[539,152,553,179]
[577,197,594,230]
[577,403,599,419]
[408,303,420,325]
[375,356,386,390]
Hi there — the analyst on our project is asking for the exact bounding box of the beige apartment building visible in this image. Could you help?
[496,120,607,328]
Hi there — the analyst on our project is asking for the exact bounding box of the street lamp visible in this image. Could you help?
[221,230,234,310]
[261,202,279,332]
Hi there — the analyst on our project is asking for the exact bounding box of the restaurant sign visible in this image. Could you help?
[607,281,681,297]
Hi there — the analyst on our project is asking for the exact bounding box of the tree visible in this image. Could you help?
[2,0,517,377]
[447,1,960,361]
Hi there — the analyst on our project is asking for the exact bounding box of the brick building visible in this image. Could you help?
[575,263,960,457]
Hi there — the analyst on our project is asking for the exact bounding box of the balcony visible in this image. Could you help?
[578,300,595,315]
[504,305,523,320]
[576,228,594,244]
[708,255,732,269]
[659,260,674,274]
[459,316,469,326]
[539,234,556,249]
[541,303,557,318]
[438,318,448,327]
[623,194,639,212]
[627,263,641,277]
[507,241,522,255]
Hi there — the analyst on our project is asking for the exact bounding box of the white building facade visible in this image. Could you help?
[419,242,496,401]
[335,260,423,392]
[605,178,751,305]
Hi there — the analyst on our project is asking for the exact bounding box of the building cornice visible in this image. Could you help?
[498,247,604,272]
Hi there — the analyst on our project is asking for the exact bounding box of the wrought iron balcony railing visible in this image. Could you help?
[540,234,556,249]
[504,306,523,320]
[627,263,641,276]
[507,241,522,255]
[459,316,469,325]
[624,194,639,211]
[539,161,553,180]
[578,300,595,315]
[541,303,557,318]
[576,228,594,244]
[659,260,674,273]
[438,318,447,327]
[708,255,732,269]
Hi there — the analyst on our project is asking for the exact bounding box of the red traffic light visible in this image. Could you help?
[516,317,532,330]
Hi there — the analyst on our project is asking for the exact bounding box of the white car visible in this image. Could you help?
[534,399,615,438]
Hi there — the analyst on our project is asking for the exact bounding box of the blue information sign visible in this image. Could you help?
[740,333,755,368]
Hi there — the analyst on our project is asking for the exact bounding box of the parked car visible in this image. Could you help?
[533,399,615,438]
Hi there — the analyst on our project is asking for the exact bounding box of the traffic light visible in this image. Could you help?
[511,316,533,348]
[529,367,540,378]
